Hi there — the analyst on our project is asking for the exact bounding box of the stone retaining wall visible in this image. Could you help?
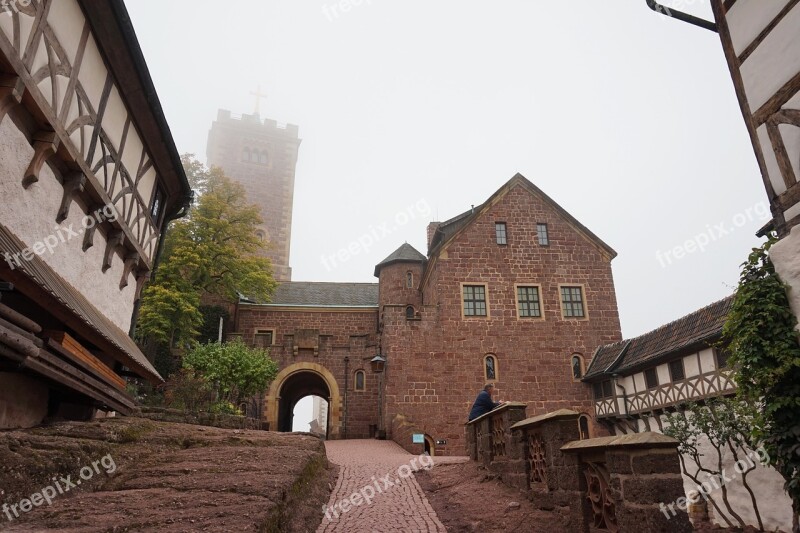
[466,406,692,532]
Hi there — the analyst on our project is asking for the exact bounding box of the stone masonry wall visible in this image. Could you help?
[381,182,623,455]
[236,305,380,438]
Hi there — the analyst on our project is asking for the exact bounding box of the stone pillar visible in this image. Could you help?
[562,432,692,533]
[512,409,586,531]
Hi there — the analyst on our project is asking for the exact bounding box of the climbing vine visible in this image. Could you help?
[722,236,800,532]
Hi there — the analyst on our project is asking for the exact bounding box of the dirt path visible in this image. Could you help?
[416,460,560,533]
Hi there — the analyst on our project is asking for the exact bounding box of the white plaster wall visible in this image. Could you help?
[656,362,670,386]
[613,414,793,530]
[738,5,800,111]
[684,352,700,377]
[727,0,792,55]
[47,0,84,67]
[772,225,800,333]
[698,348,716,374]
[0,117,135,332]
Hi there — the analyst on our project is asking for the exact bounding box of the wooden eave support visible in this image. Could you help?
[102,231,124,272]
[56,172,86,223]
[23,131,59,189]
[120,253,139,290]
[0,74,24,125]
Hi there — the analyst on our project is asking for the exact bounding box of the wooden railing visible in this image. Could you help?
[626,369,735,414]
[594,369,736,419]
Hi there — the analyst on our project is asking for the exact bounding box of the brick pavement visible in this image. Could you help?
[317,440,453,533]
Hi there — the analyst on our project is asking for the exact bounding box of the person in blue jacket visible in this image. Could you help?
[468,383,504,421]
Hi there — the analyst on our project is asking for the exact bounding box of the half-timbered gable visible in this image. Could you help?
[710,1,800,234]
[0,0,191,428]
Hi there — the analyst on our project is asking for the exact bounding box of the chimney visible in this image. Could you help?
[427,222,441,252]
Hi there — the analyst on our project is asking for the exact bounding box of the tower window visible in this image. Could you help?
[669,359,685,382]
[537,223,549,246]
[495,222,507,245]
[517,286,542,318]
[715,347,730,369]
[578,415,591,440]
[259,151,268,164]
[406,305,415,319]
[406,271,413,289]
[592,380,614,399]
[484,354,498,381]
[560,286,585,318]
[354,370,366,391]
[463,285,487,317]
[645,368,659,389]
[150,185,165,225]
[571,354,584,380]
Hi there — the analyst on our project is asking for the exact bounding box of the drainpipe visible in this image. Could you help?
[343,356,349,439]
[612,374,630,417]
[644,0,718,32]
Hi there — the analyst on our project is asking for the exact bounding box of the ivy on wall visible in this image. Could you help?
[722,236,800,532]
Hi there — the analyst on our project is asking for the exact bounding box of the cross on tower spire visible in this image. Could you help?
[250,85,267,116]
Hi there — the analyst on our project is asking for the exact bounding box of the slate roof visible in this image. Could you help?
[0,223,161,381]
[258,282,379,307]
[428,205,483,255]
[584,295,735,380]
[374,243,426,276]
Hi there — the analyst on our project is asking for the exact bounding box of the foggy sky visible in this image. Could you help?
[126,0,767,340]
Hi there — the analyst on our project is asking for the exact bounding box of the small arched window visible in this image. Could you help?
[259,150,268,164]
[578,414,591,440]
[251,150,260,162]
[406,305,415,319]
[484,354,498,381]
[406,271,413,289]
[242,148,251,162]
[354,370,366,391]
[255,231,265,242]
[571,354,585,381]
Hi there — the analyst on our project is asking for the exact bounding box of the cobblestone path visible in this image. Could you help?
[316,440,452,533]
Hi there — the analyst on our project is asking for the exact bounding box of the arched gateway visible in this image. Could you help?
[265,363,342,438]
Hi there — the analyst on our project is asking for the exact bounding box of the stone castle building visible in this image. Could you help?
[230,174,623,455]
[206,109,301,282]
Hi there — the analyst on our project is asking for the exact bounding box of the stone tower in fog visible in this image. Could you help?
[206,109,301,282]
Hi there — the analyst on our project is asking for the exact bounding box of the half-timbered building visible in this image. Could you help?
[0,0,191,428]
[585,295,792,530]
[707,1,800,328]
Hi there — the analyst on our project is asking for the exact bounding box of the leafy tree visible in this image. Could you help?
[137,155,276,348]
[198,305,230,344]
[722,237,800,532]
[182,339,278,407]
[181,152,212,197]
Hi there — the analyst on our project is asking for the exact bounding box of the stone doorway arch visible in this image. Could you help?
[265,363,342,438]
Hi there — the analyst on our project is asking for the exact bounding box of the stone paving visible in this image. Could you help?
[317,440,463,533]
